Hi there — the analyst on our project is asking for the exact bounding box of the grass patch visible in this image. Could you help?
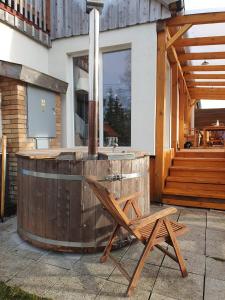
[0,282,51,300]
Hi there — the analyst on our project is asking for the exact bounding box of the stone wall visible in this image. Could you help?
[0,76,62,208]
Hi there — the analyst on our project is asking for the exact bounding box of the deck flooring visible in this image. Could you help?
[0,205,225,299]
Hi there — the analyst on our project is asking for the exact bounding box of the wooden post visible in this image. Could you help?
[46,0,51,32]
[171,63,178,150]
[1,135,7,221]
[186,102,192,134]
[155,27,167,202]
[178,76,185,149]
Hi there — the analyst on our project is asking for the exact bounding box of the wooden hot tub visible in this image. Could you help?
[17,148,150,253]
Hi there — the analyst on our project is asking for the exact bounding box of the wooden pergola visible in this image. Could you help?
[155,11,225,201]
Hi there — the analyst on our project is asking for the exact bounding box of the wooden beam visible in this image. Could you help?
[178,76,185,149]
[171,64,178,150]
[191,94,225,100]
[183,65,225,72]
[166,29,191,102]
[187,81,225,87]
[155,30,167,202]
[167,26,185,65]
[185,74,225,80]
[179,52,225,62]
[166,24,192,49]
[190,87,225,100]
[46,0,51,32]
[175,36,225,48]
[189,87,225,95]
[167,11,225,26]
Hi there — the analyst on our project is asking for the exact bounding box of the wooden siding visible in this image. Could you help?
[51,0,171,39]
[195,108,225,130]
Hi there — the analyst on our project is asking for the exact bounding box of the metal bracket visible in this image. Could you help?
[86,0,104,14]
[105,174,124,182]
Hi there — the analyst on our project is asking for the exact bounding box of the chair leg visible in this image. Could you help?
[126,219,162,297]
[100,200,134,263]
[100,224,120,263]
[164,219,188,277]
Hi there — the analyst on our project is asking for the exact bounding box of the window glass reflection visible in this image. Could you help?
[73,56,89,146]
[103,50,131,146]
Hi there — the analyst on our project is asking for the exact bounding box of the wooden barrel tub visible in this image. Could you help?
[17,148,150,253]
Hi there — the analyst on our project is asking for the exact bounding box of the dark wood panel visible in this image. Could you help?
[69,160,82,242]
[45,159,58,240]
[57,160,71,242]
[195,108,225,129]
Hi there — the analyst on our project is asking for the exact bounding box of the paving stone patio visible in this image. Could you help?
[0,204,225,299]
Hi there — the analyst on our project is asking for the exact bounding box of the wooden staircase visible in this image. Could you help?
[162,150,225,210]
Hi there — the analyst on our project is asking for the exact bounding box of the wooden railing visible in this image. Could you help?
[0,0,50,32]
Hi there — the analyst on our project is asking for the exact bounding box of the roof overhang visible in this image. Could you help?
[0,60,68,94]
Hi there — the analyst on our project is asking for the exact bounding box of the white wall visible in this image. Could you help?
[49,23,157,153]
[0,21,158,153]
[0,23,49,73]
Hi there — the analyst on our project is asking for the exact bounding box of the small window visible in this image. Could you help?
[103,49,131,146]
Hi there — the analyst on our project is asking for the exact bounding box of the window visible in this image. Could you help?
[73,56,89,146]
[103,49,131,146]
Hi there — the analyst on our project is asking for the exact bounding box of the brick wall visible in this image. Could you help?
[0,76,62,207]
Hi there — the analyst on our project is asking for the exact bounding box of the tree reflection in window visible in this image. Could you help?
[73,56,89,146]
[103,50,131,146]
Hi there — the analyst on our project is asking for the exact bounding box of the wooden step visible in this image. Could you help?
[166,176,225,185]
[162,195,225,210]
[172,157,225,168]
[169,166,225,179]
[163,150,225,210]
[163,187,225,200]
[175,151,225,158]
[166,180,225,193]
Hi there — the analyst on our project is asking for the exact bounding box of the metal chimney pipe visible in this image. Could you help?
[88,8,99,159]
[86,1,104,159]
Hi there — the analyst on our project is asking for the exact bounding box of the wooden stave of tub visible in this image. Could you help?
[17,150,150,253]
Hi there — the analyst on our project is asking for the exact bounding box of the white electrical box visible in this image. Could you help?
[27,86,56,138]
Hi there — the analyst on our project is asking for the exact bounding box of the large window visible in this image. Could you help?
[73,56,89,146]
[74,50,131,147]
[103,49,131,146]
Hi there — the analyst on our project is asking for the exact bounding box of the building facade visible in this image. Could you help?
[0,0,174,207]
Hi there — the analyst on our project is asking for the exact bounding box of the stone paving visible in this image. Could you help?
[0,204,225,299]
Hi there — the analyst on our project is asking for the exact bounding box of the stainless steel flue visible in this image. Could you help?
[86,1,104,159]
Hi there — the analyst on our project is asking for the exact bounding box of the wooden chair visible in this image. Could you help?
[85,176,189,297]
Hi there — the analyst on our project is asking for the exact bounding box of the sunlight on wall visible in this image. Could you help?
[201,100,225,109]
[0,22,13,60]
[185,0,225,13]
[0,22,49,73]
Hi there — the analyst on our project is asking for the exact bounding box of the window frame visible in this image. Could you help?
[73,46,132,147]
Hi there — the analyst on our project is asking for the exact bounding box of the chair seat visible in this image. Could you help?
[139,220,187,241]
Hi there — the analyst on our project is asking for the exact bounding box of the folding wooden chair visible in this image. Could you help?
[85,176,188,297]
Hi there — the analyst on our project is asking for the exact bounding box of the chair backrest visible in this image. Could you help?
[85,176,132,230]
